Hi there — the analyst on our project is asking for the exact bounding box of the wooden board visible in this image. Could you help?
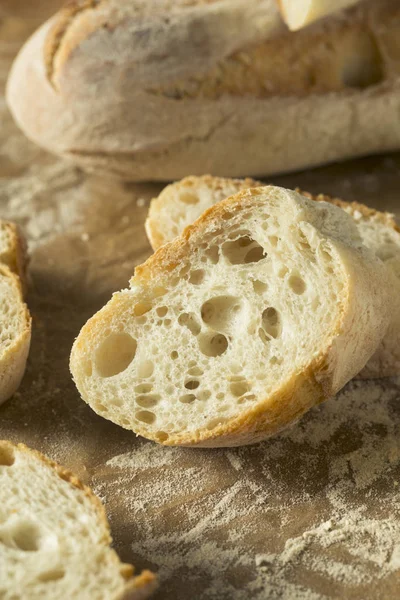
[1,3,400,599]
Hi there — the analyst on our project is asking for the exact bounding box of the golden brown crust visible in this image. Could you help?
[0,440,157,597]
[0,220,29,293]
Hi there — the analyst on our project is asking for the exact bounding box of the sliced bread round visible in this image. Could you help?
[146,176,400,378]
[71,186,391,447]
[0,221,31,405]
[0,441,156,600]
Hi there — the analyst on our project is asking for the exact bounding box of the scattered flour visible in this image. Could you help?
[94,380,400,599]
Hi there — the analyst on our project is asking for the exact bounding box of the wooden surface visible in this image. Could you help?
[1,3,400,599]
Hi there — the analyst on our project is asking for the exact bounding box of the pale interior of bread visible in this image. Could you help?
[77,192,353,443]
[0,442,145,600]
[0,271,27,361]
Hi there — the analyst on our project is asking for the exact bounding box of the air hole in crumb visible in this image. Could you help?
[207,418,227,430]
[230,381,251,397]
[133,302,152,317]
[136,395,160,408]
[341,35,383,89]
[321,249,333,262]
[189,270,205,285]
[216,392,224,400]
[198,390,211,400]
[9,521,41,552]
[205,246,219,264]
[137,360,154,379]
[95,402,108,413]
[222,236,266,265]
[135,384,153,394]
[82,359,92,377]
[188,366,204,377]
[259,328,270,345]
[37,568,65,582]
[180,192,199,205]
[269,235,279,247]
[270,356,281,365]
[261,307,281,339]
[95,333,137,378]
[278,266,288,278]
[179,394,196,404]
[135,410,156,424]
[0,444,15,466]
[185,380,200,390]
[156,431,169,442]
[288,275,306,295]
[252,280,268,295]
[156,306,168,317]
[201,296,243,332]
[109,397,123,407]
[178,312,201,336]
[171,351,179,360]
[198,333,228,357]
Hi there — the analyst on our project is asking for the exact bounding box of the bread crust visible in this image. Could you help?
[0,440,157,599]
[71,187,391,447]
[7,0,400,181]
[145,175,262,249]
[0,222,31,406]
[146,177,400,379]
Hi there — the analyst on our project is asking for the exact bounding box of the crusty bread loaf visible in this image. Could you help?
[0,221,31,405]
[6,0,400,181]
[146,176,400,378]
[70,186,391,447]
[0,440,157,600]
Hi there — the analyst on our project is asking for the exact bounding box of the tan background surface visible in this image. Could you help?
[1,2,400,599]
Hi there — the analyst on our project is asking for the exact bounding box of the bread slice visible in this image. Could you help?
[70,186,391,447]
[0,440,157,600]
[146,176,262,251]
[0,221,31,405]
[146,176,400,378]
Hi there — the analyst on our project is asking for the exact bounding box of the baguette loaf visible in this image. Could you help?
[0,441,157,600]
[70,186,391,447]
[6,0,400,181]
[0,221,31,405]
[146,175,400,378]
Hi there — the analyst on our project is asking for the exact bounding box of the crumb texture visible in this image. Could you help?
[71,186,389,446]
[0,442,155,600]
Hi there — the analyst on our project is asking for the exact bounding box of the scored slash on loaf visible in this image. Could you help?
[0,441,157,600]
[70,186,391,447]
[146,176,400,379]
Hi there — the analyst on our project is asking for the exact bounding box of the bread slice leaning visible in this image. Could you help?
[0,221,31,405]
[0,441,157,600]
[71,186,391,448]
[146,176,400,378]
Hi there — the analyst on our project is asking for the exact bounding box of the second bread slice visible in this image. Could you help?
[146,176,400,378]
[71,186,390,447]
